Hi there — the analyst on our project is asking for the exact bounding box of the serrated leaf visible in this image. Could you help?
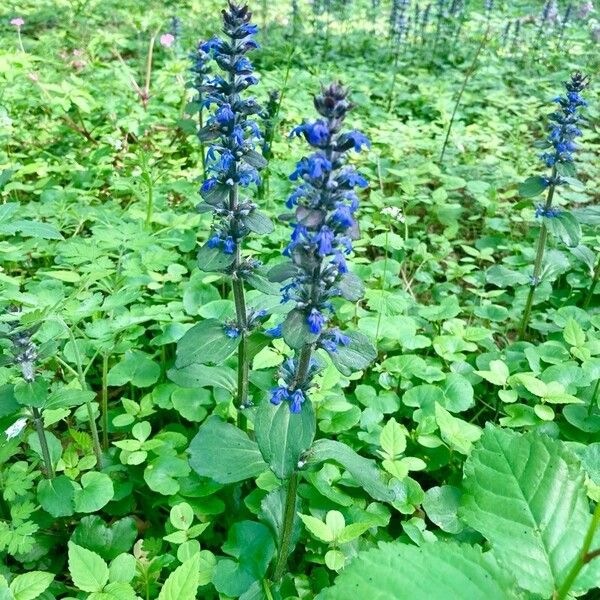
[9,571,54,600]
[519,176,548,198]
[157,553,200,600]
[461,426,600,596]
[328,331,377,377]
[68,542,109,593]
[196,243,234,272]
[316,541,519,600]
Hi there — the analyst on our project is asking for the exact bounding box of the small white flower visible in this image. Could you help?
[382,206,406,223]
[5,418,27,439]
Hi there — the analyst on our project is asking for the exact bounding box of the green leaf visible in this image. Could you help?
[316,541,518,600]
[68,542,109,593]
[189,417,267,484]
[175,319,240,368]
[157,554,200,600]
[308,439,399,503]
[299,514,334,543]
[460,426,600,596]
[73,472,114,513]
[71,516,138,561]
[282,309,318,349]
[441,373,474,412]
[14,378,48,409]
[196,243,234,272]
[435,403,481,455]
[144,455,190,495]
[10,219,63,240]
[242,210,274,234]
[255,398,315,480]
[337,272,364,302]
[37,475,75,517]
[547,211,582,248]
[9,571,54,600]
[328,331,377,377]
[107,351,160,388]
[422,485,463,534]
[519,176,548,198]
[212,521,275,597]
[167,364,237,393]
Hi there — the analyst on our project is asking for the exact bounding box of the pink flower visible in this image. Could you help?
[159,33,175,48]
[10,17,25,27]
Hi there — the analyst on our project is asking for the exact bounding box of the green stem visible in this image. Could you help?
[386,49,401,112]
[101,354,109,450]
[31,407,54,479]
[588,379,600,417]
[439,27,489,165]
[583,256,600,309]
[518,171,557,340]
[67,327,103,467]
[273,471,299,582]
[16,29,25,53]
[144,179,154,229]
[555,501,600,600]
[375,226,390,342]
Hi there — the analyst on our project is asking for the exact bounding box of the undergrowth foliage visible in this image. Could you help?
[0,0,599,599]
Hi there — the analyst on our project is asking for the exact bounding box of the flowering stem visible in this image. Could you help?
[518,170,557,340]
[583,256,600,309]
[142,31,158,110]
[101,353,109,450]
[439,27,489,165]
[273,470,299,582]
[386,48,402,112]
[555,501,600,600]
[31,407,54,479]
[375,225,390,342]
[16,28,25,53]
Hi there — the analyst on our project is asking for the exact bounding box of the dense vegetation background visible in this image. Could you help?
[0,0,599,598]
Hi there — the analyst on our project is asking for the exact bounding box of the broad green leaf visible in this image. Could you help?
[461,426,600,596]
[308,439,399,503]
[175,319,240,368]
[379,418,406,459]
[282,309,318,349]
[68,542,109,593]
[547,211,582,248]
[255,398,315,480]
[144,455,190,495]
[71,516,138,561]
[167,364,237,393]
[327,331,377,377]
[107,351,160,388]
[37,475,75,517]
[73,472,114,513]
[9,571,54,600]
[422,485,463,534]
[518,176,548,198]
[196,243,234,272]
[212,521,275,598]
[157,554,200,600]
[316,541,519,600]
[189,416,267,484]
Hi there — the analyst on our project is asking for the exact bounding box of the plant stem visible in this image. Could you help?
[144,178,154,229]
[16,28,25,53]
[31,407,54,479]
[273,471,299,582]
[101,354,109,450]
[583,256,600,309]
[142,32,158,110]
[375,226,390,342]
[518,169,557,340]
[67,327,103,467]
[555,501,600,600]
[386,47,402,112]
[439,27,489,165]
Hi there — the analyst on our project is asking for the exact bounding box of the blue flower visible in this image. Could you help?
[266,323,283,337]
[291,120,330,147]
[315,226,335,256]
[338,169,368,188]
[207,234,221,248]
[307,308,326,334]
[270,386,289,406]
[289,389,305,413]
[338,130,371,152]
[224,323,240,338]
[215,104,235,125]
[223,236,236,254]
[331,204,355,228]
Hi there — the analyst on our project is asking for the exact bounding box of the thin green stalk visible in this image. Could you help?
[144,178,154,229]
[375,226,390,342]
[583,256,600,309]
[67,327,103,467]
[142,31,158,110]
[439,28,489,165]
[555,501,600,600]
[588,379,600,417]
[101,354,109,450]
[386,48,402,112]
[16,28,25,53]
[273,471,299,582]
[518,170,557,340]
[31,406,54,479]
